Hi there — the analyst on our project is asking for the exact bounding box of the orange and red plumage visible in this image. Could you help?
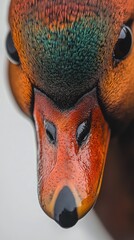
[8,0,134,231]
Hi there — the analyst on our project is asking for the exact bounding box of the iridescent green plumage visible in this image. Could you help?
[9,0,122,108]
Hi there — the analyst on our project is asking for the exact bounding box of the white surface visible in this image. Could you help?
[0,1,113,239]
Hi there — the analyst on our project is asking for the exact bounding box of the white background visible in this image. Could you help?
[0,1,113,239]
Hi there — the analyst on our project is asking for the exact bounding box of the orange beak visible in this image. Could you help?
[33,88,110,228]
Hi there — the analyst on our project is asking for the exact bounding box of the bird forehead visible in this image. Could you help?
[10,0,113,79]
[10,0,132,21]
[11,16,112,104]
[9,0,133,108]
[10,0,131,70]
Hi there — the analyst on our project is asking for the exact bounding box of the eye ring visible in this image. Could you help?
[113,25,133,65]
[6,31,20,65]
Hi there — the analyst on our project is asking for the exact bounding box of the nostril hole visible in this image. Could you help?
[76,117,91,147]
[45,121,56,145]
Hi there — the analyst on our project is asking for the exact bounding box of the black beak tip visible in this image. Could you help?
[54,186,78,228]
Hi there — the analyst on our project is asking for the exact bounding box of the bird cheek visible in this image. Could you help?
[8,62,33,116]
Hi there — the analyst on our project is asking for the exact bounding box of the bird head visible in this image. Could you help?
[7,0,134,228]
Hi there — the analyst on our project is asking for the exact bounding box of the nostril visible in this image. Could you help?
[54,186,78,228]
[76,117,91,147]
[44,121,56,145]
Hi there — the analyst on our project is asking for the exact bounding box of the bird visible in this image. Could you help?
[6,0,134,238]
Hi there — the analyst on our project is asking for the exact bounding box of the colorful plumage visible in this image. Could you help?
[7,0,134,237]
[9,0,134,108]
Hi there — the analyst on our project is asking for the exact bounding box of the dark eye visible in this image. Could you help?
[113,25,133,64]
[45,121,56,145]
[76,119,91,147]
[6,31,20,65]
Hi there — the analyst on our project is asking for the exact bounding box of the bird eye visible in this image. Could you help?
[45,121,57,145]
[113,25,133,65]
[6,31,20,65]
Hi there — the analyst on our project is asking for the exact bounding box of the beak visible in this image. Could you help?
[33,88,110,228]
